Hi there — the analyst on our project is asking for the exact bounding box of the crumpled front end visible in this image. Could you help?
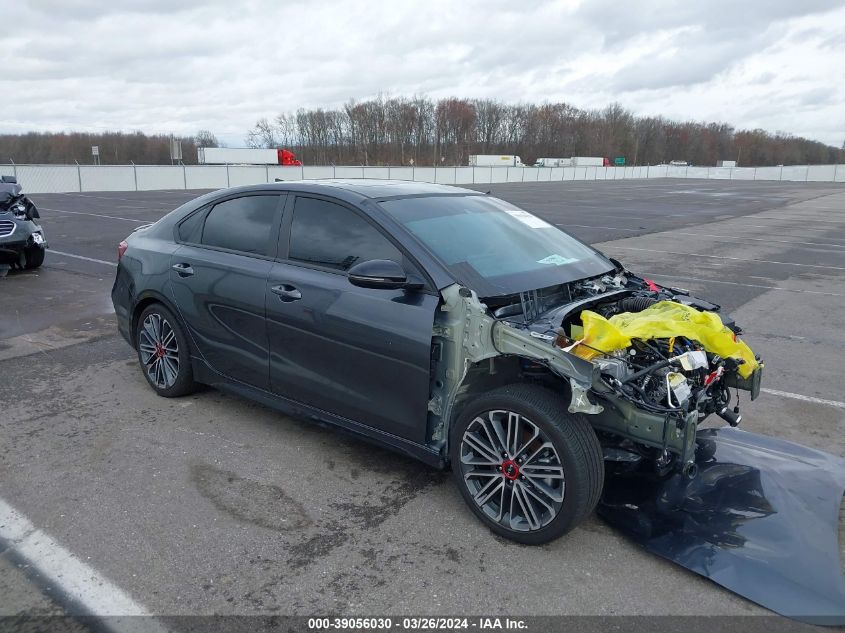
[565,292,765,475]
[486,271,765,476]
[0,209,47,266]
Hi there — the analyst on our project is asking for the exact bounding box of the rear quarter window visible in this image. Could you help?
[177,209,206,243]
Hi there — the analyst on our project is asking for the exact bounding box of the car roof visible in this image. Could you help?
[222,179,481,202]
[311,179,479,199]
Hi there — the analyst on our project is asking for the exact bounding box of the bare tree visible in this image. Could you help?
[194,129,219,148]
[474,99,505,154]
[245,118,278,148]
[435,98,476,165]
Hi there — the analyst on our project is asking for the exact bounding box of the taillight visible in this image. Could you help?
[117,240,128,261]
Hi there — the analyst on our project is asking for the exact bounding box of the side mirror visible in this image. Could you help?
[1,175,17,184]
[348,259,417,290]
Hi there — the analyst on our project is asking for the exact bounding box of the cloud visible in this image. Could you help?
[0,0,843,146]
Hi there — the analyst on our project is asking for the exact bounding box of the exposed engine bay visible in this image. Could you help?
[563,283,759,421]
[458,268,764,476]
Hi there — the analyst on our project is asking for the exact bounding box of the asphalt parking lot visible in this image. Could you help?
[1,179,844,621]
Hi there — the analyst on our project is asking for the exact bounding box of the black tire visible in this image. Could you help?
[450,383,604,545]
[24,246,45,269]
[135,303,197,397]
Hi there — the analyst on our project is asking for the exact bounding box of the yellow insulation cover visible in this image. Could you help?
[573,301,759,378]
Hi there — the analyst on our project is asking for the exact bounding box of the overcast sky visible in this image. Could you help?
[2,0,844,147]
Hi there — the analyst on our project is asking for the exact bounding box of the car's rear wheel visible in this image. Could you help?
[136,303,197,397]
[24,246,45,269]
[450,383,604,545]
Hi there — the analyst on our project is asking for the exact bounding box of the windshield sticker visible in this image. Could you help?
[502,208,553,229]
[537,254,577,266]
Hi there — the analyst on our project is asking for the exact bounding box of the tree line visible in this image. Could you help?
[0,130,219,165]
[1,98,841,167]
[247,97,843,167]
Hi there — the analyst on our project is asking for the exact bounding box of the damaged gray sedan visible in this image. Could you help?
[111,180,764,545]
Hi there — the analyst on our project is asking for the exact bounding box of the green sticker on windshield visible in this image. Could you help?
[537,254,577,266]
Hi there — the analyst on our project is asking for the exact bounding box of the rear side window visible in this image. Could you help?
[201,195,280,256]
[288,197,403,271]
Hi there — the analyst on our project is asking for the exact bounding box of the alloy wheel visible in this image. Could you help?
[459,409,565,532]
[138,313,180,389]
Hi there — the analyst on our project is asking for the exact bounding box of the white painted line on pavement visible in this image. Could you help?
[38,207,150,223]
[560,223,845,249]
[752,215,845,225]
[49,250,117,267]
[760,389,845,410]
[0,498,166,630]
[57,192,192,204]
[645,273,845,297]
[666,220,833,233]
[610,246,845,271]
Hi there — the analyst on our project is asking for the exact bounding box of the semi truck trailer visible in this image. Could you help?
[570,156,611,167]
[197,147,302,165]
[468,155,524,167]
[533,158,572,167]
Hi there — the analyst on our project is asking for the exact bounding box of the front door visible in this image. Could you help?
[265,195,438,443]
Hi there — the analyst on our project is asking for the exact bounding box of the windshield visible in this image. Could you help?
[380,194,614,296]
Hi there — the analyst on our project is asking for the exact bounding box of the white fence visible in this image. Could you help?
[1,163,843,194]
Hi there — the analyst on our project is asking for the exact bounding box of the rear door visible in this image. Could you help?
[266,194,439,443]
[169,193,285,390]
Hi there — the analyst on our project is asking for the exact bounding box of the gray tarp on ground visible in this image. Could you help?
[599,427,845,626]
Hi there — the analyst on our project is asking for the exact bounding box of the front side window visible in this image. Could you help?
[201,195,280,256]
[288,197,403,271]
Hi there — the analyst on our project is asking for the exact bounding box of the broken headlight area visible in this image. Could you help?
[577,300,761,473]
[494,272,764,475]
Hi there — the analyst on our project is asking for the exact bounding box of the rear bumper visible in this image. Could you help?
[111,264,134,347]
[116,313,132,346]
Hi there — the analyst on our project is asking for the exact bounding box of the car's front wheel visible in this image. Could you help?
[450,384,604,545]
[135,303,197,397]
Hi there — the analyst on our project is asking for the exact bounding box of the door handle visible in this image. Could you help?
[172,263,194,277]
[271,284,302,302]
